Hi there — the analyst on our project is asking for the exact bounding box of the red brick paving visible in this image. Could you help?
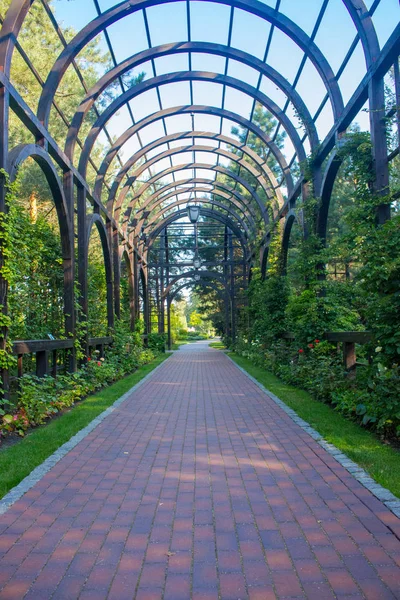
[1,342,400,599]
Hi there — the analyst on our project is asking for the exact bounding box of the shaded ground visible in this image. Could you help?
[0,341,399,599]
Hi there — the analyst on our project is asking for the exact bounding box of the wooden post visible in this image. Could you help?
[52,350,57,378]
[36,350,49,377]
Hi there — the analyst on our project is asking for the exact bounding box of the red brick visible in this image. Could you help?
[0,346,399,600]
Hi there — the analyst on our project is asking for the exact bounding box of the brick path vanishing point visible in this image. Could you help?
[1,342,400,600]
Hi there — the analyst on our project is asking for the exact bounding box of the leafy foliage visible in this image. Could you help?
[0,320,156,440]
[234,131,400,437]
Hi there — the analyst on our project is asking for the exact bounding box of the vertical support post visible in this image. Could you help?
[167,297,172,350]
[0,83,9,400]
[77,185,88,360]
[228,228,236,343]
[133,252,140,324]
[154,266,160,332]
[223,226,231,339]
[105,218,114,331]
[36,350,49,377]
[165,226,170,340]
[112,224,120,320]
[394,60,400,154]
[63,170,76,372]
[343,341,356,371]
[52,350,57,378]
[17,354,23,378]
[369,76,390,223]
[128,250,136,331]
[159,229,165,334]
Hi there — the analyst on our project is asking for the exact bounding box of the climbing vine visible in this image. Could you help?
[0,170,18,391]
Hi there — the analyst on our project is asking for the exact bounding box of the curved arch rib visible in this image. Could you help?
[37,0,344,127]
[104,130,284,213]
[65,40,319,160]
[130,183,261,236]
[114,145,275,226]
[77,71,306,180]
[122,162,268,233]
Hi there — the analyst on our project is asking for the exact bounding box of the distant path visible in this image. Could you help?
[0,341,399,599]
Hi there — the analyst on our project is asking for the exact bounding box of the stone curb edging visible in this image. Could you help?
[0,358,170,516]
[226,354,400,519]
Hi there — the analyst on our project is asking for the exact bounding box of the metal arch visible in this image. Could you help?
[85,213,112,280]
[65,40,318,160]
[142,197,252,240]
[317,152,343,245]
[36,0,344,126]
[122,162,270,227]
[86,213,114,328]
[162,270,226,300]
[103,130,284,212]
[114,146,274,225]
[130,184,260,234]
[131,179,261,221]
[7,143,72,258]
[342,1,380,68]
[94,105,292,197]
[260,241,270,280]
[77,71,306,179]
[6,142,74,335]
[0,0,33,77]
[118,143,274,203]
[127,179,263,239]
[133,188,258,236]
[146,208,248,253]
[281,210,299,276]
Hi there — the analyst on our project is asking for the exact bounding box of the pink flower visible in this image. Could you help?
[315,339,320,344]
[97,361,101,366]
[87,357,91,361]
[13,415,18,421]
[298,349,304,354]
[308,343,314,349]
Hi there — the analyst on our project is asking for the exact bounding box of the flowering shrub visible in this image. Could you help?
[234,336,400,437]
[0,321,158,440]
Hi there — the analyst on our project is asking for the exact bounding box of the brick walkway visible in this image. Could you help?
[1,342,400,600]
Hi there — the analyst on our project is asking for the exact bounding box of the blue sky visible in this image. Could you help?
[52,0,399,177]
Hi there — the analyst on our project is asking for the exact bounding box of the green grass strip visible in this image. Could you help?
[208,341,226,349]
[229,353,400,499]
[0,354,170,500]
[171,340,190,350]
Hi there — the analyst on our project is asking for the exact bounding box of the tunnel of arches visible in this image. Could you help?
[0,0,398,394]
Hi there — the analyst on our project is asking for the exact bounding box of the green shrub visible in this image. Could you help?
[147,332,166,353]
[0,321,158,440]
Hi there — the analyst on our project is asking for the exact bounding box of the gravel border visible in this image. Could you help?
[0,358,169,515]
[226,354,400,519]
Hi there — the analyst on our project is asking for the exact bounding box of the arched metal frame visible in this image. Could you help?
[95,107,290,202]
[85,213,114,330]
[7,143,75,337]
[131,182,260,228]
[122,162,268,233]
[143,197,252,240]
[103,130,284,213]
[145,208,248,256]
[66,41,319,161]
[0,0,396,386]
[110,141,279,221]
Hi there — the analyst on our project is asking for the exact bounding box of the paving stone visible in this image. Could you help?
[0,342,399,599]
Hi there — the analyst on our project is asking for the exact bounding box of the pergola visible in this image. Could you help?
[0,0,399,388]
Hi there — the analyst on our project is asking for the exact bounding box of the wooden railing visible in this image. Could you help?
[282,331,372,370]
[12,336,113,379]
